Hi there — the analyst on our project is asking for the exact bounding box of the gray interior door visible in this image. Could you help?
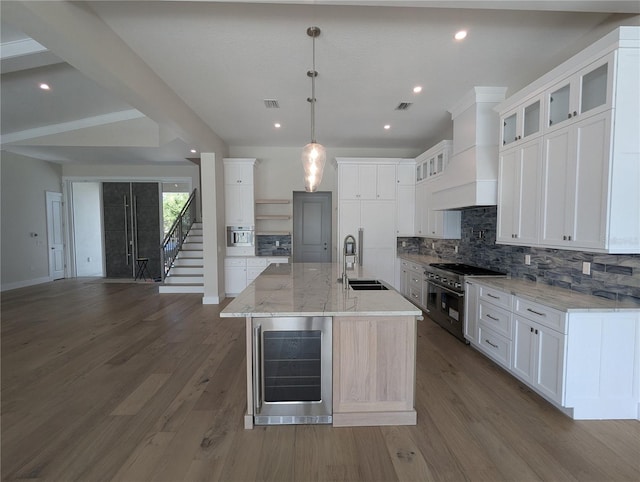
[292,191,332,262]
[103,182,161,279]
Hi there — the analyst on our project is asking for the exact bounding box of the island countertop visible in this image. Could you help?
[220,262,421,318]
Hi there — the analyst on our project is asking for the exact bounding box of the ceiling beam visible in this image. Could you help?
[2,0,227,154]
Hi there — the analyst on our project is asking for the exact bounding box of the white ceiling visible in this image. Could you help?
[1,1,639,165]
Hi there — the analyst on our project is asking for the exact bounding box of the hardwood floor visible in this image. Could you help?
[2,278,639,481]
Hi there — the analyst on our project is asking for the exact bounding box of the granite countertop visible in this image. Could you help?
[398,253,443,266]
[221,262,421,318]
[469,277,640,313]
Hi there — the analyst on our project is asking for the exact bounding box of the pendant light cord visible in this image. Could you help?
[310,34,317,144]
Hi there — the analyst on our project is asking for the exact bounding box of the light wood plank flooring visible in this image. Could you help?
[2,278,639,481]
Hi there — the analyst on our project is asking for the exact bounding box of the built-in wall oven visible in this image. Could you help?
[424,263,506,342]
[251,316,332,425]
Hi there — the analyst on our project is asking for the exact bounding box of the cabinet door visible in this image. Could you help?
[397,164,415,185]
[414,182,427,235]
[535,326,565,405]
[546,77,572,131]
[358,165,378,200]
[578,53,613,119]
[464,282,479,345]
[517,139,542,245]
[339,164,360,200]
[512,316,536,385]
[224,163,253,185]
[225,184,254,226]
[225,266,247,294]
[569,112,610,250]
[376,165,397,200]
[497,147,519,242]
[541,126,573,246]
[396,185,415,236]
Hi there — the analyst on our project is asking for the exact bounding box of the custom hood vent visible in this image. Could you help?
[431,87,507,210]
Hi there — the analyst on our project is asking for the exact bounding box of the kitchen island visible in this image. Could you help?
[221,262,422,429]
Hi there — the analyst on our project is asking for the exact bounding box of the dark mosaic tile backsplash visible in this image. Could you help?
[256,235,292,256]
[398,206,640,304]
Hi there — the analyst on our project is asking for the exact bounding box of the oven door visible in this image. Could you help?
[425,281,466,342]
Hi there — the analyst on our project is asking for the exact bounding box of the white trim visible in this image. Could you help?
[202,295,221,304]
[1,110,145,144]
[1,276,52,292]
[0,37,47,59]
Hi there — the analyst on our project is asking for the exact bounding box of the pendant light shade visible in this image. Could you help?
[302,142,326,192]
[302,26,325,192]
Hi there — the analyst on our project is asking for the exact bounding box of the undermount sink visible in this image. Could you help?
[348,279,389,291]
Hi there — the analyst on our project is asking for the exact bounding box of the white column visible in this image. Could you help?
[201,152,224,304]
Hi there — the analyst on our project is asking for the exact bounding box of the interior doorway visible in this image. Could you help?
[46,191,65,280]
[292,191,332,262]
[71,182,105,277]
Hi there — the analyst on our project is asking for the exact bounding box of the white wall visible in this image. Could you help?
[1,151,63,290]
[72,182,104,277]
[229,146,420,260]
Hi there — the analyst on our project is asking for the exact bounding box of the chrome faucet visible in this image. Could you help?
[342,234,357,288]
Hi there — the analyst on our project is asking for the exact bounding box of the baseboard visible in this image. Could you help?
[202,295,221,304]
[1,276,52,292]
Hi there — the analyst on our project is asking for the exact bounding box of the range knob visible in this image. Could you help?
[455,282,461,289]
[441,277,447,283]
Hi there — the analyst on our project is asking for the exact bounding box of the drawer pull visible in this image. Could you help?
[485,339,499,349]
[486,314,499,321]
[526,308,546,317]
[487,293,500,299]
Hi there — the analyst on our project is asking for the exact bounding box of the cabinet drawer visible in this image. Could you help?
[478,324,512,369]
[478,301,512,338]
[224,257,246,267]
[408,271,422,289]
[478,285,513,310]
[408,286,423,306]
[515,297,566,333]
[246,257,267,267]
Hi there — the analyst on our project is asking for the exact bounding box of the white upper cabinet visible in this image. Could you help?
[500,94,543,148]
[496,27,639,253]
[545,52,613,133]
[415,140,451,181]
[497,138,543,245]
[396,163,415,236]
[339,163,396,200]
[224,158,256,227]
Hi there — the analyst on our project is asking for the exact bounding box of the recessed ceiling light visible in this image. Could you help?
[413,86,422,94]
[39,83,51,91]
[190,149,197,153]
[274,123,281,128]
[384,124,391,130]
[454,30,467,41]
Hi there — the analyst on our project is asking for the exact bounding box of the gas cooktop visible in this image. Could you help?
[429,263,506,277]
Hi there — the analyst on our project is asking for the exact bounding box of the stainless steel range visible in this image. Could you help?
[424,263,506,342]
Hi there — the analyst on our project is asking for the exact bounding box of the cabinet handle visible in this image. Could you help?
[485,339,499,349]
[568,235,572,241]
[568,113,572,119]
[486,314,499,321]
[514,136,518,141]
[573,111,577,117]
[563,235,567,240]
[518,135,522,140]
[526,308,546,317]
[487,293,500,300]
[530,327,534,333]
[535,329,539,335]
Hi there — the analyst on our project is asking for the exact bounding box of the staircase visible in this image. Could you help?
[159,222,204,294]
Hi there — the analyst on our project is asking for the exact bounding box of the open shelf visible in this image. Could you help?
[255,215,291,220]
[255,199,291,204]
[256,230,291,236]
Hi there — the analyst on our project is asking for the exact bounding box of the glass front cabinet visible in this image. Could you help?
[500,94,543,148]
[545,52,613,132]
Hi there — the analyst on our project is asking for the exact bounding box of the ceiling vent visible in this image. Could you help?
[395,102,412,111]
[264,99,280,108]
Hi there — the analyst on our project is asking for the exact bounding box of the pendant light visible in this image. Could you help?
[302,26,326,192]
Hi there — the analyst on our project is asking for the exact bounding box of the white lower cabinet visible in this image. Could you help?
[512,314,565,405]
[467,280,640,420]
[225,257,289,296]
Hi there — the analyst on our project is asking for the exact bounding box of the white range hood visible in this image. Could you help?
[431,86,507,210]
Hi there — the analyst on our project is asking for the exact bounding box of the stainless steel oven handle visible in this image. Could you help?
[253,324,262,413]
[434,283,465,297]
